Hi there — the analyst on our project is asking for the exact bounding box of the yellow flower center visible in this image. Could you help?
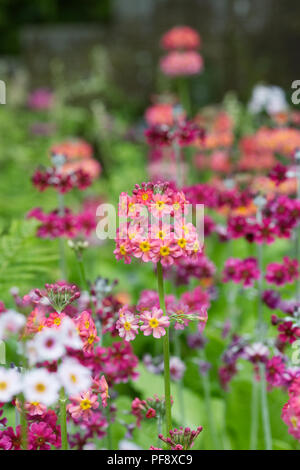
[158,230,165,240]
[160,246,170,256]
[80,399,92,410]
[173,202,180,211]
[31,402,39,407]
[128,203,136,212]
[140,241,150,252]
[35,383,46,393]
[70,374,77,383]
[88,334,96,344]
[0,381,7,391]
[120,245,126,255]
[149,318,159,328]
[54,318,61,326]
[124,321,131,331]
[193,241,199,253]
[85,321,90,329]
[142,193,149,201]
[178,238,186,248]
[291,416,298,429]
[156,201,165,210]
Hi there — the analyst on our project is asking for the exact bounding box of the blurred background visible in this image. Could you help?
[1,0,300,109]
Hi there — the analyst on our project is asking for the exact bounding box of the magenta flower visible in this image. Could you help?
[28,422,57,450]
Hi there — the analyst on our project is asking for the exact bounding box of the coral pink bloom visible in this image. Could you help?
[114,241,132,264]
[132,237,155,262]
[116,310,140,341]
[160,51,203,77]
[140,307,170,339]
[145,103,176,127]
[67,390,99,421]
[151,239,181,267]
[45,311,65,328]
[91,375,109,407]
[150,193,172,218]
[24,401,47,416]
[160,26,201,50]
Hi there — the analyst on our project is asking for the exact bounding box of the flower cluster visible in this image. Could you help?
[114,182,202,267]
[160,26,203,77]
[32,167,93,193]
[157,426,203,450]
[28,207,97,239]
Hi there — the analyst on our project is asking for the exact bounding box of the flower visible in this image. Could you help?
[160,51,203,77]
[23,369,60,406]
[0,368,21,402]
[159,426,203,450]
[28,422,58,450]
[140,307,170,339]
[0,426,22,450]
[0,310,25,340]
[67,390,99,421]
[169,357,186,381]
[160,26,201,50]
[244,343,269,363]
[278,321,300,344]
[33,328,65,362]
[58,358,92,395]
[59,316,83,350]
[116,308,139,342]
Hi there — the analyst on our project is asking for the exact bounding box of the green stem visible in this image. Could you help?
[200,352,220,449]
[58,193,67,279]
[59,387,68,450]
[20,397,28,450]
[259,363,272,450]
[250,375,259,450]
[156,262,172,434]
[177,77,191,116]
[174,330,185,426]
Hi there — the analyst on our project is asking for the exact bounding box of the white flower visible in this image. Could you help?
[33,328,65,362]
[58,358,91,395]
[25,340,39,366]
[23,368,60,406]
[248,84,287,115]
[0,310,25,340]
[0,367,22,402]
[59,317,82,350]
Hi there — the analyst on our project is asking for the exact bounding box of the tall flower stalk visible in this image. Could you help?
[250,196,272,450]
[157,261,172,434]
[59,387,68,450]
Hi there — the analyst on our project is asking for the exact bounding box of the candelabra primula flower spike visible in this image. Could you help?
[158,426,203,450]
[35,282,80,313]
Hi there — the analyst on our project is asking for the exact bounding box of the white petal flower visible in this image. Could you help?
[59,317,82,350]
[0,367,22,402]
[33,328,65,362]
[0,310,25,340]
[58,358,91,395]
[23,369,60,406]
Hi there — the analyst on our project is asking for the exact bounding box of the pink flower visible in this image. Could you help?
[24,401,47,417]
[160,26,201,50]
[278,321,300,344]
[28,422,57,450]
[160,51,203,77]
[140,307,170,338]
[116,308,139,342]
[67,390,99,421]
